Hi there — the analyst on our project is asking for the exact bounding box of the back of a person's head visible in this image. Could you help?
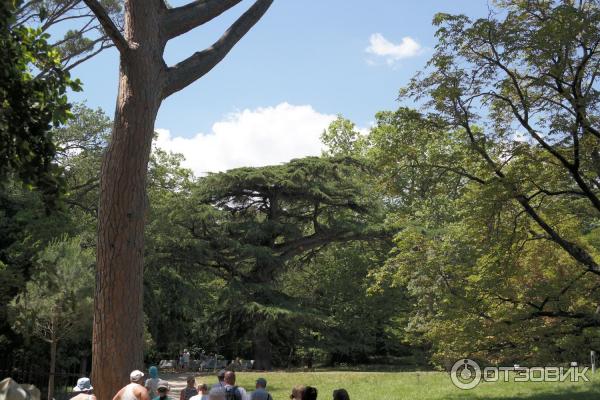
[208,387,225,400]
[332,389,349,400]
[223,371,236,385]
[304,386,318,400]
[291,385,305,400]
[149,366,158,379]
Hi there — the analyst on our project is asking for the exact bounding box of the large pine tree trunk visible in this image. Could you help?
[91,3,165,399]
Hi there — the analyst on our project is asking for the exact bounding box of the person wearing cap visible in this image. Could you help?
[249,378,272,400]
[71,377,96,400]
[112,370,150,400]
[152,380,171,400]
[210,370,226,390]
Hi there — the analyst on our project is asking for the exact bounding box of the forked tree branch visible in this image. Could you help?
[164,0,244,40]
[81,0,129,54]
[163,0,273,98]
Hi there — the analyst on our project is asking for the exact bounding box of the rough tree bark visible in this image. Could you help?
[81,1,274,398]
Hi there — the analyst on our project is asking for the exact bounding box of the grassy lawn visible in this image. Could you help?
[196,371,600,400]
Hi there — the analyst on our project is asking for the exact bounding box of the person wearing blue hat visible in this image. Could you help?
[249,378,272,400]
[71,377,96,400]
[145,367,160,399]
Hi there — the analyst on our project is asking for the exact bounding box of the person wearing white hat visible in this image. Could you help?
[112,370,150,400]
[71,377,96,400]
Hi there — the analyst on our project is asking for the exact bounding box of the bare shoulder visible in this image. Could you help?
[112,388,123,400]
[136,383,150,400]
[134,383,148,394]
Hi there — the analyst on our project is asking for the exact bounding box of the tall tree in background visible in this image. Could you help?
[403,0,600,275]
[389,0,600,364]
[81,0,273,396]
[9,236,94,400]
[164,156,387,369]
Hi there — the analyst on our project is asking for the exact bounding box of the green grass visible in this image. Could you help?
[204,371,600,400]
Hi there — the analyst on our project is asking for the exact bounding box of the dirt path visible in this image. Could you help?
[159,372,216,399]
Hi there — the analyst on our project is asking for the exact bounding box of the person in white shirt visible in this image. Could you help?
[112,370,150,400]
[188,383,208,400]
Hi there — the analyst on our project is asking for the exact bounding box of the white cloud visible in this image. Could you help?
[154,103,336,175]
[365,33,422,64]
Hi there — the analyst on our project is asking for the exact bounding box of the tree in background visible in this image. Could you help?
[364,108,600,365]
[9,236,94,400]
[160,156,388,369]
[0,0,81,205]
[79,1,273,393]
[402,0,600,275]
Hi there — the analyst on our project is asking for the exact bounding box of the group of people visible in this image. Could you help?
[69,368,351,400]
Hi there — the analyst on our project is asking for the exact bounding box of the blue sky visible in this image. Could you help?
[70,0,490,173]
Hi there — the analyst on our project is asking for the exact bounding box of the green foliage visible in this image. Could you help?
[359,0,600,366]
[148,156,390,363]
[321,116,366,157]
[14,0,123,71]
[282,241,412,365]
[9,235,94,344]
[0,1,81,204]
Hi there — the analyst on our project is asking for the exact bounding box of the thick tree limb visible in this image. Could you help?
[164,0,244,40]
[164,0,273,98]
[81,0,129,54]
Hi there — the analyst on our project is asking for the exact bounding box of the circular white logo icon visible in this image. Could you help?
[450,358,482,390]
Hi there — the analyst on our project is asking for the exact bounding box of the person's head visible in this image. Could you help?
[223,371,236,386]
[197,383,208,394]
[149,366,159,379]
[290,385,305,400]
[157,381,169,398]
[208,388,225,400]
[304,386,317,400]
[130,370,144,384]
[217,370,226,383]
[73,377,93,394]
[186,376,196,388]
[332,389,349,400]
[255,378,267,390]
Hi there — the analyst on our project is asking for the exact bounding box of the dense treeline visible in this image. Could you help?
[1,0,600,382]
